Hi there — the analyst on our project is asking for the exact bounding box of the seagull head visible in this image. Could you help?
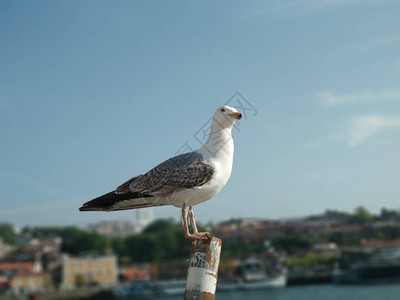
[213,105,242,129]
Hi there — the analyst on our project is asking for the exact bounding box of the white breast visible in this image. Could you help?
[170,128,234,207]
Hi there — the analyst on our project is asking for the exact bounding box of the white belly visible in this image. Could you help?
[169,129,235,208]
[170,159,233,208]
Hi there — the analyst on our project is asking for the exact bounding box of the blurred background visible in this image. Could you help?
[1,1,400,299]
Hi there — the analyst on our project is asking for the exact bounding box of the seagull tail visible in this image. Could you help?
[79,191,158,212]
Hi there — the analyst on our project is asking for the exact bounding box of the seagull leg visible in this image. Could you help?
[181,203,192,240]
[188,206,198,234]
[181,203,211,241]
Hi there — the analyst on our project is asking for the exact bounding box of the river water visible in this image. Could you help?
[157,283,400,300]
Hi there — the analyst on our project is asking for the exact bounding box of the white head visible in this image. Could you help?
[212,105,242,129]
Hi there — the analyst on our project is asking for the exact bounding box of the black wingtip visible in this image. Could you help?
[79,205,102,212]
[78,190,154,212]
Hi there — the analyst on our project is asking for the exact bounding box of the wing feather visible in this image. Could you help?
[116,174,143,194]
[116,151,213,197]
[130,161,213,196]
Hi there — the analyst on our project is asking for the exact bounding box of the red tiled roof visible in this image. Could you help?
[0,262,34,271]
[359,239,400,249]
[342,239,400,250]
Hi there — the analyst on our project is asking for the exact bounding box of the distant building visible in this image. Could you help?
[119,264,151,282]
[24,237,62,255]
[0,238,14,259]
[363,221,400,240]
[0,236,63,293]
[136,207,154,228]
[11,272,52,292]
[0,261,42,276]
[0,261,51,293]
[312,242,339,256]
[60,255,117,289]
[87,208,154,236]
[215,218,280,242]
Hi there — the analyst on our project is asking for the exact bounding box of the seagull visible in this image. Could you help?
[79,105,242,241]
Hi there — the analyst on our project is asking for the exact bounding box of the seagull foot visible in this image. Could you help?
[182,204,211,242]
[185,232,211,241]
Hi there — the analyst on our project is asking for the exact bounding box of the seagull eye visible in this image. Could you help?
[220,108,225,112]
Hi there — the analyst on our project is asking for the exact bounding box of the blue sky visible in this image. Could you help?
[1,0,400,228]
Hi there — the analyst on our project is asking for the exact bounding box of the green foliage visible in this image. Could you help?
[351,206,374,224]
[171,229,191,258]
[26,226,110,255]
[18,220,320,263]
[125,234,160,262]
[222,240,259,259]
[62,228,110,255]
[285,255,336,268]
[327,232,343,244]
[16,209,400,265]
[110,219,191,263]
[0,223,16,245]
[272,235,316,255]
[111,237,128,258]
[380,207,399,219]
[143,219,176,234]
[75,274,86,287]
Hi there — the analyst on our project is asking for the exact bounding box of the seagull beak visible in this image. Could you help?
[228,112,242,120]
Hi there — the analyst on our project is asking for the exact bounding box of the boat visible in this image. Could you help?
[113,280,154,298]
[152,279,186,295]
[333,239,400,284]
[217,258,287,291]
[113,279,186,298]
[114,257,287,297]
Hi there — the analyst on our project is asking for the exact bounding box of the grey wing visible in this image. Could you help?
[152,151,204,169]
[116,174,143,194]
[118,151,213,197]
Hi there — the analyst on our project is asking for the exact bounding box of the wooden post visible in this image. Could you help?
[184,237,222,300]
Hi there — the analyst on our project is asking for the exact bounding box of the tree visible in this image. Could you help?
[61,227,110,255]
[0,223,16,245]
[25,226,111,255]
[111,237,129,263]
[272,235,315,255]
[351,206,374,224]
[143,219,176,234]
[126,234,160,262]
[75,274,86,287]
[327,232,343,244]
[380,207,399,220]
